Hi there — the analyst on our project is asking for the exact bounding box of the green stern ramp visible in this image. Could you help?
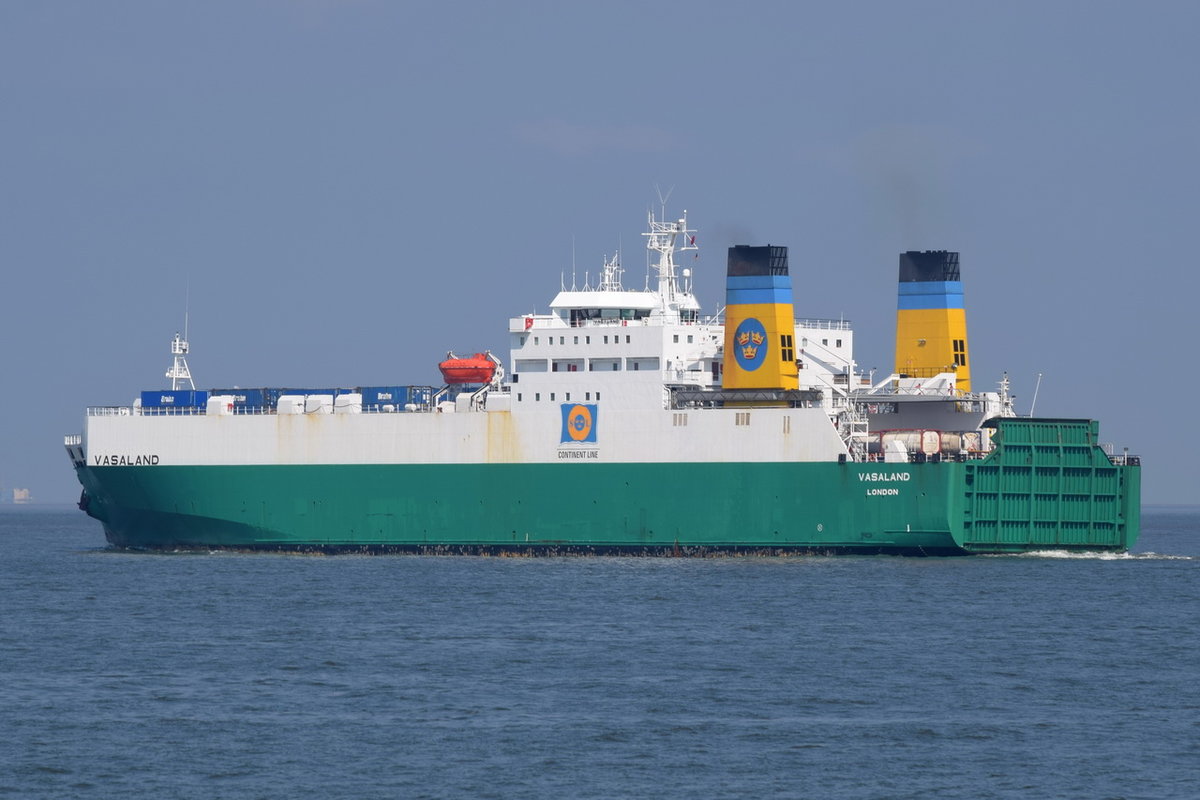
[958,418,1140,553]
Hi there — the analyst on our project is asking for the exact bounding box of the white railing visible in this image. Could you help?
[87,407,138,416]
[64,434,81,446]
[87,403,439,417]
[796,318,853,331]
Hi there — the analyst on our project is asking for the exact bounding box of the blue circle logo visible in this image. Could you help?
[733,318,768,372]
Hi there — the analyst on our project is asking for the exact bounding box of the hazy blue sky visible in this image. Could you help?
[2,1,1196,504]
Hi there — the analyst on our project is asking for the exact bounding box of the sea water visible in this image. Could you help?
[1,506,1197,800]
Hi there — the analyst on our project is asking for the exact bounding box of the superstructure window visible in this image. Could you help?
[780,334,794,362]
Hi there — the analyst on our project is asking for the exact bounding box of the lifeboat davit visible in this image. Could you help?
[438,352,497,385]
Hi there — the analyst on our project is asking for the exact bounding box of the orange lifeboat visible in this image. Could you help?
[438,352,497,385]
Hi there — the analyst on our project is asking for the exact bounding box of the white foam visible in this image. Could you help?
[985,549,1192,561]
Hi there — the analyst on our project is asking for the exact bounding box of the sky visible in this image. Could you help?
[1,0,1197,504]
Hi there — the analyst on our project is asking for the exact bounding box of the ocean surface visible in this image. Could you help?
[1,507,1197,800]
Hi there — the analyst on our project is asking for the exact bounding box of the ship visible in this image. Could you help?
[64,207,1141,555]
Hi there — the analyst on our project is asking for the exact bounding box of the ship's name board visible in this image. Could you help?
[857,472,911,482]
[93,454,160,466]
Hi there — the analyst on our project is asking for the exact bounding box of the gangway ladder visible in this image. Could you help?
[839,402,870,462]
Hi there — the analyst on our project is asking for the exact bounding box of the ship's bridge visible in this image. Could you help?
[549,290,657,326]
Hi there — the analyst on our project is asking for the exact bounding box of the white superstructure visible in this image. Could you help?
[71,204,1014,473]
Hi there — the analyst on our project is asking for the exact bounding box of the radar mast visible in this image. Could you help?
[166,332,195,391]
[642,208,697,319]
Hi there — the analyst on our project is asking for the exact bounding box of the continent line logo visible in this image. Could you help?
[560,403,598,445]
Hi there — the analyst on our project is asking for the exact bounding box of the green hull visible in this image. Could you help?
[74,419,1139,555]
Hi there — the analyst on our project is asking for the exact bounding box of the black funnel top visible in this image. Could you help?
[899,250,960,282]
[728,245,789,277]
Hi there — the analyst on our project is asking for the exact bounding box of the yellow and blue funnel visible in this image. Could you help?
[895,250,971,391]
[722,245,798,391]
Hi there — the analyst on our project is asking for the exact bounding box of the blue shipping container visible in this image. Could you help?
[141,390,208,408]
[280,388,342,399]
[210,388,267,408]
[360,386,410,407]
